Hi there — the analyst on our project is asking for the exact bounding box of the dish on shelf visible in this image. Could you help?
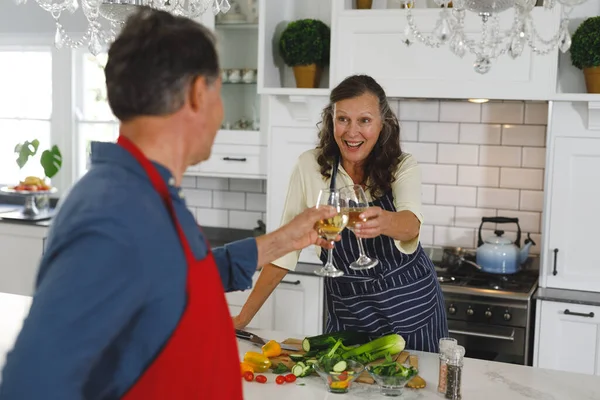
[1,176,56,195]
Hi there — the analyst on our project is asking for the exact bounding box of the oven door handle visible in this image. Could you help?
[448,329,515,342]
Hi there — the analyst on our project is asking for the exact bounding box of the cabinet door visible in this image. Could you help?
[544,138,600,291]
[536,300,600,375]
[0,233,43,296]
[225,272,272,330]
[270,275,324,337]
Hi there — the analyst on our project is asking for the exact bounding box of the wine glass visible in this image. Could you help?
[339,184,379,270]
[313,188,349,278]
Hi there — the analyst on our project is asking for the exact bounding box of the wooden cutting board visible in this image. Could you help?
[270,339,424,388]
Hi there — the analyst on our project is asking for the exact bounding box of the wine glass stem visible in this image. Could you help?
[327,244,334,266]
[356,233,367,257]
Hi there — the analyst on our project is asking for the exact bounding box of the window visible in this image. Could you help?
[75,52,118,178]
[0,49,52,185]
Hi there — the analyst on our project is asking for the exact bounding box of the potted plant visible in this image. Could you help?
[279,19,330,89]
[570,16,600,94]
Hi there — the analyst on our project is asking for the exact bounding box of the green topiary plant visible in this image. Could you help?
[570,16,600,70]
[279,19,331,68]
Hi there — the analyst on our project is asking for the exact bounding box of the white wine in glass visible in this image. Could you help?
[313,188,349,278]
[340,184,379,270]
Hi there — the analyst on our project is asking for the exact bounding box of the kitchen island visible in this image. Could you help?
[0,293,599,399]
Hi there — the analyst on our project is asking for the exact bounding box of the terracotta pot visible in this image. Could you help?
[356,0,372,9]
[583,67,600,94]
[292,64,323,89]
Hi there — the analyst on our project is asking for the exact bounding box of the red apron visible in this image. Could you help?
[117,136,242,399]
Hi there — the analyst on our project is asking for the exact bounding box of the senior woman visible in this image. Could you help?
[234,74,448,352]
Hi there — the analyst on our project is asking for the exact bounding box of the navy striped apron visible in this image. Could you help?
[320,160,448,353]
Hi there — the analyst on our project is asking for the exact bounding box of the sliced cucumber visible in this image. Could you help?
[332,361,347,373]
[306,359,317,365]
[292,364,305,377]
[289,354,305,362]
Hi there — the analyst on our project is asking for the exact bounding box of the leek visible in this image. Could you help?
[341,333,406,364]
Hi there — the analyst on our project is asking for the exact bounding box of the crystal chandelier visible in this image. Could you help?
[402,0,590,74]
[11,0,231,56]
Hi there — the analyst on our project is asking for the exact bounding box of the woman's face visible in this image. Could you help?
[333,92,383,166]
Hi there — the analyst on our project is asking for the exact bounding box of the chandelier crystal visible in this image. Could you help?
[401,0,590,74]
[12,0,231,56]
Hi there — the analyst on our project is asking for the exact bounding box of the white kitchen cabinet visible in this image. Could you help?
[540,102,600,292]
[535,300,600,376]
[331,5,559,101]
[0,223,47,296]
[225,271,272,330]
[260,274,324,337]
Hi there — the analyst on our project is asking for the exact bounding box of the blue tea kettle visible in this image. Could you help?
[475,217,536,274]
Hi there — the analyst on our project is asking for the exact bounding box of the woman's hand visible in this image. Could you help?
[232,315,248,330]
[354,206,387,239]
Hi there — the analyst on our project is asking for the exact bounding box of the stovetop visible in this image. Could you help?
[423,247,539,300]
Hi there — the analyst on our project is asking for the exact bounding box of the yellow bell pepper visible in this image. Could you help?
[243,351,272,373]
[240,362,254,376]
[261,340,282,358]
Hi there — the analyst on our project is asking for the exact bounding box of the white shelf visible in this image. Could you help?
[215,22,259,29]
[260,88,330,96]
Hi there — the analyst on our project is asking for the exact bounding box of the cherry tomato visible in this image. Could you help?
[338,371,348,381]
[284,374,297,383]
[255,375,267,384]
[276,375,285,385]
[243,371,254,382]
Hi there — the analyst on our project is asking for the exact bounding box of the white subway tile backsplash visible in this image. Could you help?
[477,187,520,210]
[436,185,477,207]
[500,168,544,190]
[401,121,418,142]
[196,177,229,190]
[522,147,546,168]
[421,184,436,204]
[458,166,499,187]
[459,124,501,145]
[246,193,267,212]
[399,100,439,121]
[455,207,497,229]
[434,226,475,248]
[419,122,459,143]
[213,190,245,210]
[421,164,457,185]
[183,189,212,207]
[181,176,197,188]
[229,210,263,230]
[479,145,521,167]
[437,144,479,165]
[439,101,481,123]
[422,204,455,226]
[229,178,263,193]
[403,142,437,163]
[519,190,544,212]
[496,209,541,233]
[481,102,524,124]
[420,225,434,246]
[196,207,229,227]
[501,125,546,147]
[524,102,548,125]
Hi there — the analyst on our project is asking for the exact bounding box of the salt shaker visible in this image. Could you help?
[437,337,458,393]
[445,345,466,400]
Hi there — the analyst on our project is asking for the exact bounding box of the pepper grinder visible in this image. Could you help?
[445,345,466,400]
[437,337,458,393]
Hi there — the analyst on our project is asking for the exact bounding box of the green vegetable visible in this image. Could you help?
[271,362,289,374]
[368,355,418,379]
[278,19,331,67]
[291,361,313,378]
[302,331,369,352]
[341,334,406,364]
[332,361,347,373]
[316,339,345,373]
[571,16,600,70]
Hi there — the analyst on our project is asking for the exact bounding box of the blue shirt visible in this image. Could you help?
[0,142,258,400]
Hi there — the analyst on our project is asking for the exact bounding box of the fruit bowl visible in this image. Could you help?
[313,359,365,394]
[366,363,418,397]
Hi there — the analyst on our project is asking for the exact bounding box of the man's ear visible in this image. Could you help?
[188,76,207,112]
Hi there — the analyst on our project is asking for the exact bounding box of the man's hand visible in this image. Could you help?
[282,206,341,251]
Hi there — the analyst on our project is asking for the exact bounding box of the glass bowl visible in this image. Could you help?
[366,364,418,396]
[313,359,365,394]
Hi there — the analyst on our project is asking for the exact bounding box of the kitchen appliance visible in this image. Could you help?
[425,246,539,366]
[235,329,299,351]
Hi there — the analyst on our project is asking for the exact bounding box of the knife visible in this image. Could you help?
[235,329,299,351]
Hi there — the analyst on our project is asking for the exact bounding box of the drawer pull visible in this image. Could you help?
[222,157,247,162]
[564,309,595,318]
[281,280,301,285]
[552,248,558,276]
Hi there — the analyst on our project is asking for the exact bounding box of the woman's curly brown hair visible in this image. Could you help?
[316,74,402,199]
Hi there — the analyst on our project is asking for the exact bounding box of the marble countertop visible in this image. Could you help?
[0,293,599,398]
[240,330,600,400]
[535,287,600,307]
